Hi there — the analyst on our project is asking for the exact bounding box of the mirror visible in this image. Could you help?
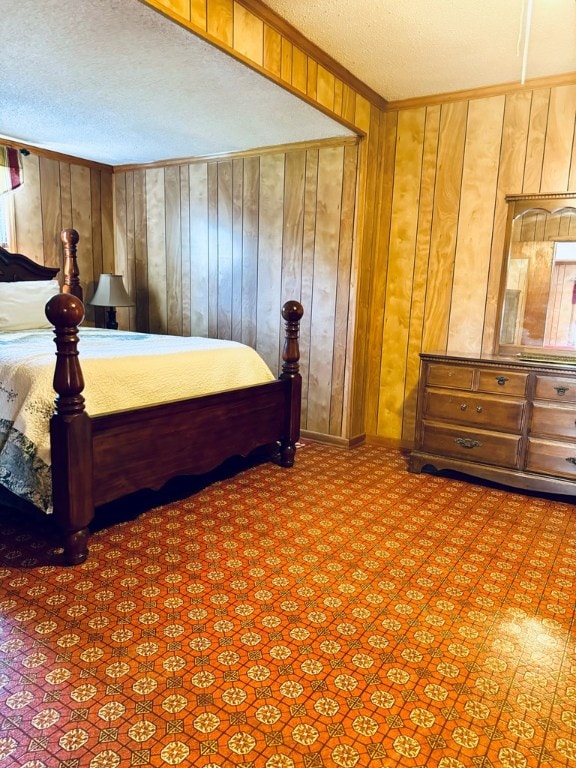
[498,193,576,357]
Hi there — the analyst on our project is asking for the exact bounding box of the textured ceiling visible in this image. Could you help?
[1,1,575,167]
[0,0,354,165]
[265,0,576,101]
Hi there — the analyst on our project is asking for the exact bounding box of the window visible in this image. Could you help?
[0,192,15,249]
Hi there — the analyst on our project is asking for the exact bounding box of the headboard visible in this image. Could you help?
[0,229,82,300]
[0,245,59,282]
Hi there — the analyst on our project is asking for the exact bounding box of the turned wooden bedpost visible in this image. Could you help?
[45,293,94,565]
[278,300,304,467]
[61,229,83,301]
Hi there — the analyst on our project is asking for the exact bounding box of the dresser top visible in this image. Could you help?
[420,350,576,372]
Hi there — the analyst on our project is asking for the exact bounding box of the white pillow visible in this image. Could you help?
[0,279,61,331]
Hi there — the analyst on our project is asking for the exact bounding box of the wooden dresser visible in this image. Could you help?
[408,353,576,495]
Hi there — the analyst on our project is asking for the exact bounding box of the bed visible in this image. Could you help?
[0,229,303,565]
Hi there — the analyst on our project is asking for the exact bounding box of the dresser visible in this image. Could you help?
[408,353,576,495]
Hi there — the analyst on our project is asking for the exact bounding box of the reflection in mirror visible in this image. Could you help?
[499,194,576,356]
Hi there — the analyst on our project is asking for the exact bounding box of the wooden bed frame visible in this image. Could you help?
[1,230,303,565]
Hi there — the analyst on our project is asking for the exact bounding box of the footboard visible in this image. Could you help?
[45,296,303,565]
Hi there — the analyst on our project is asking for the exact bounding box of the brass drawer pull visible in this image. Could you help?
[566,457,576,466]
[495,376,508,386]
[555,386,569,395]
[460,403,467,411]
[476,406,483,413]
[455,438,481,449]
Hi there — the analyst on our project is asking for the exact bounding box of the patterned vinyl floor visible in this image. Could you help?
[0,442,575,768]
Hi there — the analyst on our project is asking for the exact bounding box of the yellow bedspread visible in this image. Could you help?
[0,328,275,512]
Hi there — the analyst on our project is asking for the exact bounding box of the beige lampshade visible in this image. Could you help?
[90,274,134,307]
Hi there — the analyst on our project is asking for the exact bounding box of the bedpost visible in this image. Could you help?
[277,300,304,467]
[61,228,83,301]
[45,293,94,565]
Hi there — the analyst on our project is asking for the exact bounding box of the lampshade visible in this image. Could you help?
[90,274,134,307]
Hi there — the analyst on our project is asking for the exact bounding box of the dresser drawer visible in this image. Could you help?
[534,376,576,403]
[421,421,521,468]
[477,369,528,396]
[426,364,474,390]
[530,403,576,440]
[526,438,576,480]
[423,390,525,432]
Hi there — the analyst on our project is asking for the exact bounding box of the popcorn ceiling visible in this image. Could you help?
[0,0,354,165]
[264,0,576,102]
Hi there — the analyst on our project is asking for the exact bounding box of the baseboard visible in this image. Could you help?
[365,434,414,452]
[300,430,366,449]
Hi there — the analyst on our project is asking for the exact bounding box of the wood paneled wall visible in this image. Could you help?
[114,142,360,438]
[11,152,114,323]
[368,82,576,447]
[139,0,388,443]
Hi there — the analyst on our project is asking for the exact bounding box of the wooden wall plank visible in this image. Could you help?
[207,0,233,46]
[133,170,149,332]
[70,164,94,292]
[90,170,104,287]
[162,0,190,20]
[421,101,468,353]
[39,157,62,268]
[165,165,183,335]
[123,171,136,331]
[447,96,505,354]
[540,84,576,193]
[333,79,344,117]
[145,167,168,333]
[189,163,209,337]
[355,96,371,133]
[307,146,343,434]
[292,47,307,94]
[59,163,73,232]
[570,124,576,192]
[113,172,128,330]
[482,91,531,353]
[231,158,244,341]
[191,0,207,29]
[330,142,357,436]
[256,153,284,372]
[341,85,356,126]
[523,89,550,193]
[241,156,259,348]
[100,169,115,274]
[364,111,394,437]
[349,106,382,439]
[378,108,426,438]
[402,105,440,446]
[317,65,335,112]
[299,149,319,429]
[180,165,192,335]
[233,4,263,65]
[281,150,305,303]
[14,154,44,261]
[307,59,318,102]
[217,160,233,339]
[281,38,292,84]
[207,163,219,336]
[263,24,281,77]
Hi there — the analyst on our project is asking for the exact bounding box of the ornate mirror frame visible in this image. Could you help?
[496,191,576,362]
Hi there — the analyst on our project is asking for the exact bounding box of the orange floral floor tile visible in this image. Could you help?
[0,443,575,767]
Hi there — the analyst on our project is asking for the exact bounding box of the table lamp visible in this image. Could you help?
[90,273,134,329]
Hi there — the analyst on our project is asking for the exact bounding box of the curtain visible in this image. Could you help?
[0,147,23,196]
